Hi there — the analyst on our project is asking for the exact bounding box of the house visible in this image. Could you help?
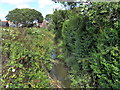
[33,19,40,27]
[0,21,9,27]
[8,21,16,27]
[40,21,47,29]
[33,20,48,29]
[0,21,16,27]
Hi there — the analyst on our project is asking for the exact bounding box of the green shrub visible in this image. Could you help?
[52,10,69,42]
[62,2,120,88]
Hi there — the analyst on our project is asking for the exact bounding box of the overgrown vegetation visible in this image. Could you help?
[2,27,55,88]
[61,2,120,88]
[52,10,69,43]
[1,1,120,89]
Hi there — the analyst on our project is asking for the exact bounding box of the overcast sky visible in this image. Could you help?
[0,0,65,20]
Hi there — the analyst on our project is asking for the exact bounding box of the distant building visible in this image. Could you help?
[0,21,9,27]
[33,19,40,27]
[8,21,16,27]
[33,20,48,28]
[40,21,47,29]
[0,21,16,27]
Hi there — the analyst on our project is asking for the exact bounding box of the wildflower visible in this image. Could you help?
[12,69,15,72]
[6,85,9,88]
[114,18,117,21]
[3,29,6,31]
[2,38,4,40]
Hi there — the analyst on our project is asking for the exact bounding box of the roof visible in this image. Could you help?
[0,21,8,26]
[0,21,8,22]
[42,20,47,23]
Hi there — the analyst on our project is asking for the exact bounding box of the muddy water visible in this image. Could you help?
[50,61,71,88]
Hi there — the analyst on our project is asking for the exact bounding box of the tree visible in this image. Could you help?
[45,14,54,30]
[52,10,69,42]
[52,0,78,10]
[6,8,43,25]
[45,14,53,23]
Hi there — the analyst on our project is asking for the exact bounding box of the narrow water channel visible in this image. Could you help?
[50,60,71,88]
